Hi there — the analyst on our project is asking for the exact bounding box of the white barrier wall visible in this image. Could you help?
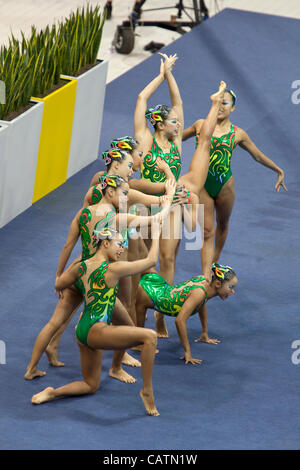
[0,124,8,226]
[0,101,44,228]
[64,60,108,179]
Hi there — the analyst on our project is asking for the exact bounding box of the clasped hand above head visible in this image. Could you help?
[158,52,178,77]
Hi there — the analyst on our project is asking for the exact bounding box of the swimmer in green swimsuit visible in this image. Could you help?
[136,263,237,365]
[198,122,237,199]
[134,52,188,338]
[183,88,287,275]
[31,224,162,417]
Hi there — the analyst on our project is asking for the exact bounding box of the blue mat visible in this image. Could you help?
[0,9,300,450]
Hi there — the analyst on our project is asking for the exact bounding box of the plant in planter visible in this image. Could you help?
[0,31,47,227]
[58,4,108,178]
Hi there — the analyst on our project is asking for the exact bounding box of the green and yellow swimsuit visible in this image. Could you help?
[141,135,186,210]
[139,272,207,316]
[141,136,181,184]
[196,124,237,198]
[75,261,119,344]
[73,207,116,294]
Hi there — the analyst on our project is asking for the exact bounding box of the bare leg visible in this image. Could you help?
[25,288,83,380]
[110,350,137,383]
[155,208,181,338]
[118,250,132,315]
[112,297,141,369]
[116,250,141,368]
[128,236,147,324]
[87,323,159,416]
[32,341,102,404]
[199,188,215,280]
[179,81,226,196]
[45,308,77,367]
[214,177,235,262]
[136,285,152,328]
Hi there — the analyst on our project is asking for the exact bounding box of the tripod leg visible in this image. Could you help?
[177,0,184,18]
[200,0,209,17]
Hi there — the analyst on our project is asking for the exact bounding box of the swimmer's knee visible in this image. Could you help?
[87,381,100,395]
[203,226,214,241]
[47,319,62,333]
[159,252,176,269]
[144,329,157,346]
[216,219,229,232]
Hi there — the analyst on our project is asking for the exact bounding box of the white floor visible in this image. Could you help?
[1,0,300,83]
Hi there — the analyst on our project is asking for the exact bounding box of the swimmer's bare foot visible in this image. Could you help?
[45,347,65,367]
[154,311,168,338]
[31,387,55,404]
[122,351,141,367]
[131,344,159,354]
[140,389,160,416]
[24,368,46,380]
[210,81,226,102]
[109,367,136,384]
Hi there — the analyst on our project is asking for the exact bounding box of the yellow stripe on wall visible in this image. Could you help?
[32,78,77,203]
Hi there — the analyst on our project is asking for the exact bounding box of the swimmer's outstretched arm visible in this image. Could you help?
[129,177,179,195]
[128,189,164,207]
[175,289,206,365]
[237,129,287,192]
[117,180,176,229]
[128,164,175,206]
[129,178,166,194]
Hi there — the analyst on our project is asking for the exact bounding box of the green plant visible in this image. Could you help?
[0,3,106,120]
[0,25,62,119]
[57,4,106,76]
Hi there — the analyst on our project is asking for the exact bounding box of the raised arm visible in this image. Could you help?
[106,220,161,282]
[160,53,183,142]
[175,288,206,365]
[134,59,165,145]
[237,128,287,192]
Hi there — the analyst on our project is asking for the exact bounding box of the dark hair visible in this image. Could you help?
[225,89,236,106]
[101,149,129,170]
[92,228,119,247]
[100,174,127,196]
[211,263,236,282]
[145,104,172,129]
[110,136,139,154]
